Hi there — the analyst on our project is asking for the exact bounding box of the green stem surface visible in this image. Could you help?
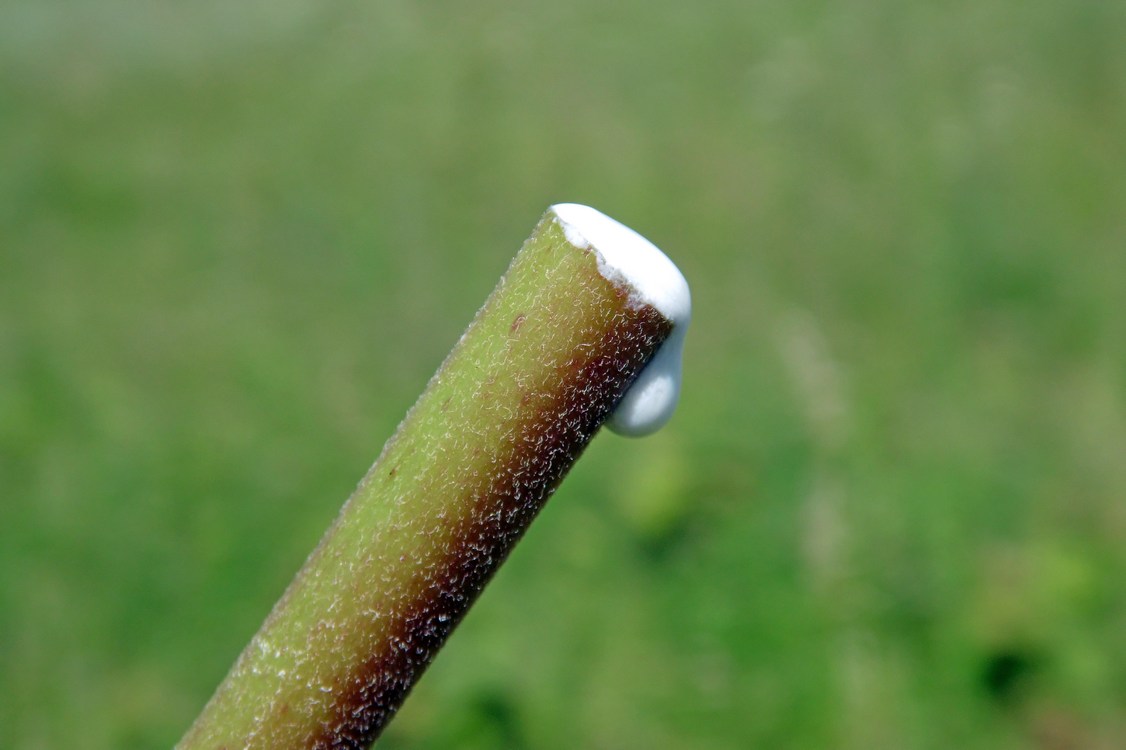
[178,209,673,749]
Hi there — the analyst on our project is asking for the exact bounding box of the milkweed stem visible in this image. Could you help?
[178,205,690,749]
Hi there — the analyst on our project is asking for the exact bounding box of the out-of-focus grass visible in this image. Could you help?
[2,1,1124,748]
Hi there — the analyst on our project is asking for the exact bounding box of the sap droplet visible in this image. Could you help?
[551,203,691,437]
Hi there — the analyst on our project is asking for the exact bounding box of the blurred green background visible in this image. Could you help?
[2,1,1125,748]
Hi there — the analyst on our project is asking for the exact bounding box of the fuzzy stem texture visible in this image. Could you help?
[177,208,674,749]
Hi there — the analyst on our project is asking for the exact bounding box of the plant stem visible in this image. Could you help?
[177,205,687,749]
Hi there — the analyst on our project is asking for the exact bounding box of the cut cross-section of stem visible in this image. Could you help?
[177,204,691,749]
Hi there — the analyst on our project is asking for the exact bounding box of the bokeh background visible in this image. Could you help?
[3,1,1125,748]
